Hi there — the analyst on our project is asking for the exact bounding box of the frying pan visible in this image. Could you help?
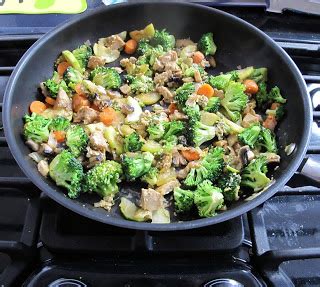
[3,2,314,231]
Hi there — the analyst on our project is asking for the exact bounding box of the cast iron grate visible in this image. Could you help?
[39,196,244,254]
[22,258,265,287]
[0,187,40,286]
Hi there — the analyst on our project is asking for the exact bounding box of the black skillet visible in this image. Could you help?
[3,2,314,231]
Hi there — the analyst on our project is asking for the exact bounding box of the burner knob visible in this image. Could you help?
[49,278,87,287]
[204,278,244,287]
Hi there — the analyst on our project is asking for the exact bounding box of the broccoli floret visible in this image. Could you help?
[121,152,154,181]
[135,27,169,62]
[163,120,185,139]
[137,64,153,77]
[146,112,170,137]
[184,166,209,188]
[136,39,153,56]
[49,116,70,132]
[241,156,271,192]
[183,104,201,124]
[90,67,121,89]
[49,150,84,199]
[257,127,277,153]
[150,29,175,51]
[203,146,225,180]
[84,160,122,197]
[161,135,178,153]
[147,45,165,66]
[184,147,224,187]
[121,54,152,77]
[228,67,267,84]
[266,105,285,121]
[136,41,164,66]
[126,74,154,94]
[174,187,194,214]
[136,55,150,67]
[198,32,217,56]
[217,172,241,201]
[221,81,248,122]
[238,124,261,148]
[255,82,268,109]
[72,44,93,70]
[123,60,152,77]
[188,121,217,147]
[194,180,224,218]
[147,120,184,153]
[66,125,89,157]
[175,82,195,107]
[24,113,52,143]
[205,97,221,113]
[147,122,166,140]
[43,72,69,98]
[43,78,60,98]
[185,109,224,147]
[256,85,286,110]
[124,132,143,152]
[268,86,286,104]
[229,70,239,81]
[229,66,254,82]
[63,66,83,90]
[251,68,268,84]
[141,167,158,186]
[208,74,232,90]
[184,66,199,78]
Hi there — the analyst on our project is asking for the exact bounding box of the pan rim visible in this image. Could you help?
[3,1,313,231]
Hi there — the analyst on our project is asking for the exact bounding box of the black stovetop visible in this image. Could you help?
[1,2,320,287]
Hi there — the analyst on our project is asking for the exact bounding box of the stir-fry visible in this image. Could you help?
[23,24,286,223]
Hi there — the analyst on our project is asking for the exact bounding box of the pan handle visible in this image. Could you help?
[299,157,320,183]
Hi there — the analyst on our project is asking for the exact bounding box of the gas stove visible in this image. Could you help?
[0,2,320,287]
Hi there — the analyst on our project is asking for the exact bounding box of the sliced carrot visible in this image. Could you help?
[244,79,259,94]
[99,107,116,126]
[72,94,90,113]
[192,51,205,64]
[74,83,85,96]
[30,101,47,114]
[124,39,138,55]
[270,102,281,110]
[197,83,215,98]
[168,103,177,114]
[53,131,66,143]
[45,96,56,106]
[57,61,71,76]
[181,149,200,161]
[263,115,277,131]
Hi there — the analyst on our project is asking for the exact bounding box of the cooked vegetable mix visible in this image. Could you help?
[24,24,286,223]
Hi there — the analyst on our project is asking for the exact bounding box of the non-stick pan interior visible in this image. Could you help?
[3,2,311,230]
